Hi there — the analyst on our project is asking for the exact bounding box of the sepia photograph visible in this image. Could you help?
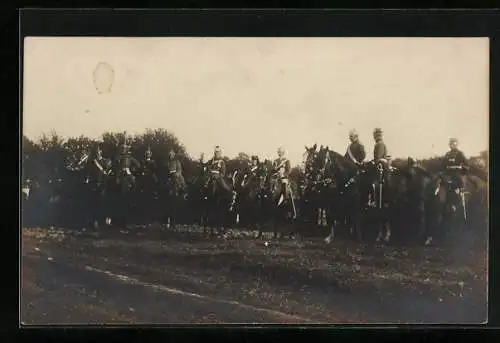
[21,37,488,324]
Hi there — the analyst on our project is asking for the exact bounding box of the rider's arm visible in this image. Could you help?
[284,160,291,176]
[373,143,384,161]
[175,160,183,175]
[458,151,469,168]
[359,144,366,163]
[220,160,227,177]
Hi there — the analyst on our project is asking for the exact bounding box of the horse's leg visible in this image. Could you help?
[324,220,335,244]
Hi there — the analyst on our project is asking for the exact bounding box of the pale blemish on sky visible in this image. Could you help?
[23,37,489,165]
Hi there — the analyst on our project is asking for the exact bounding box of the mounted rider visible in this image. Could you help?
[117,136,140,182]
[345,129,366,167]
[141,146,159,181]
[165,148,186,192]
[370,128,391,208]
[94,143,113,176]
[272,147,295,212]
[206,146,232,192]
[240,155,260,188]
[442,138,469,192]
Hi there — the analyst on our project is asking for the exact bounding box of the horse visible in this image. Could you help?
[314,148,366,243]
[424,167,471,246]
[110,153,141,227]
[27,147,72,228]
[299,144,325,228]
[382,160,431,245]
[135,149,161,224]
[163,162,187,231]
[67,145,114,228]
[236,162,273,237]
[265,160,298,240]
[352,157,432,245]
[198,164,234,237]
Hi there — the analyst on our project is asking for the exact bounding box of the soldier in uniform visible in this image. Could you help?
[142,146,158,180]
[345,129,366,166]
[272,147,293,208]
[443,137,468,191]
[369,128,391,208]
[373,128,390,164]
[165,149,186,191]
[118,138,140,182]
[240,155,260,188]
[206,146,232,192]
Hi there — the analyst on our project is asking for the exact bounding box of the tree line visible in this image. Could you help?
[22,129,489,188]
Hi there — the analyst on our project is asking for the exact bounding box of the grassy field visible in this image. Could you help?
[21,224,488,325]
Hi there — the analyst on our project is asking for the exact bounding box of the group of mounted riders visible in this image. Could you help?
[22,127,475,246]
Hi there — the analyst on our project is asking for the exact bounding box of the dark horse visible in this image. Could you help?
[358,158,431,245]
[111,153,141,227]
[163,166,186,230]
[311,148,366,243]
[268,161,298,240]
[424,168,468,246]
[236,162,273,237]
[300,144,328,229]
[69,145,114,228]
[136,149,161,224]
[197,164,234,237]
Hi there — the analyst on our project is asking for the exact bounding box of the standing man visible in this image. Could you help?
[345,129,366,166]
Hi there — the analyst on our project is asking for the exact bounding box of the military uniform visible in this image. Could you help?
[443,147,468,189]
[207,156,231,192]
[272,154,292,203]
[345,141,366,165]
[240,157,260,188]
[165,155,186,190]
[373,140,389,162]
[118,144,140,179]
[369,128,390,208]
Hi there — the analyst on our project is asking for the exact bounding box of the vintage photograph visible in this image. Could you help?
[21,37,488,324]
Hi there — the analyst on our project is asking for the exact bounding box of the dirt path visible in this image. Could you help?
[21,225,488,324]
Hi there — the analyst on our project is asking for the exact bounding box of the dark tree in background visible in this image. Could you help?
[21,129,489,223]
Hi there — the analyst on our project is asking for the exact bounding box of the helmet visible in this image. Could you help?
[145,146,153,157]
[349,129,359,138]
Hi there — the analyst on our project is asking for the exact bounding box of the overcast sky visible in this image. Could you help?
[23,37,489,165]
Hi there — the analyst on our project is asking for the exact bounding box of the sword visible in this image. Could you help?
[286,182,297,219]
[461,190,467,221]
[379,182,383,209]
